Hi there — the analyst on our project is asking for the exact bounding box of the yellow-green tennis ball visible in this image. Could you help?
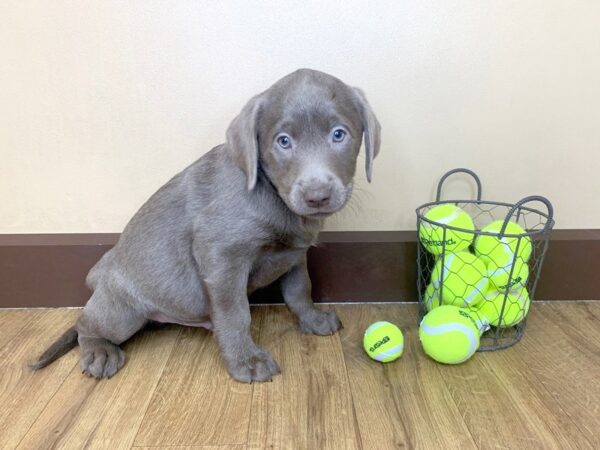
[423,283,441,311]
[431,252,488,308]
[486,259,529,292]
[476,289,531,328]
[363,321,404,363]
[419,204,475,255]
[419,305,481,364]
[475,220,532,266]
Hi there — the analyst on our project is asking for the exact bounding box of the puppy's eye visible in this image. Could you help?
[332,129,346,143]
[277,135,292,149]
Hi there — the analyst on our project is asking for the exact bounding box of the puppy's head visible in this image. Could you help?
[227,69,381,217]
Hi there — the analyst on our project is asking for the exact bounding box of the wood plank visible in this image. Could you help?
[0,309,80,448]
[511,303,600,447]
[248,306,359,450]
[537,302,600,360]
[477,345,592,449]
[134,446,246,449]
[336,304,477,450]
[134,320,256,447]
[0,309,45,350]
[434,301,599,450]
[440,354,552,450]
[17,324,180,450]
[2,303,598,449]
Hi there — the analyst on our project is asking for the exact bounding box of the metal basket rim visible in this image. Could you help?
[417,216,555,238]
[416,199,555,238]
[416,199,552,219]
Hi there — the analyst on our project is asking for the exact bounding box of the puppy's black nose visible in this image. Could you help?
[303,186,332,208]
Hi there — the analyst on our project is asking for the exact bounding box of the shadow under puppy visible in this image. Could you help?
[32,68,381,383]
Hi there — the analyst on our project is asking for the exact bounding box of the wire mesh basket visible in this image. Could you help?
[416,168,555,351]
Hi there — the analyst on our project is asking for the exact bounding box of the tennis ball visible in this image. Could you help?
[419,305,481,364]
[431,252,489,308]
[474,220,532,266]
[363,321,404,363]
[419,204,475,255]
[475,288,531,328]
[423,283,441,311]
[486,259,529,292]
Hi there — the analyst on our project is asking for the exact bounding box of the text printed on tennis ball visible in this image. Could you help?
[368,335,391,353]
[499,276,523,291]
[420,237,457,248]
[458,308,480,330]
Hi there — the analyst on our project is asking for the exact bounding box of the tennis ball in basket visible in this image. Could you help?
[419,204,475,255]
[423,283,441,311]
[363,321,404,362]
[486,259,529,292]
[475,288,531,328]
[431,252,488,308]
[474,220,532,266]
[419,305,481,364]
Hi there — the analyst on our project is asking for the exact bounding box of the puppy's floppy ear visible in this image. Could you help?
[352,87,381,182]
[226,94,263,191]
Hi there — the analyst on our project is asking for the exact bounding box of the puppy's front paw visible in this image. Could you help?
[79,339,125,379]
[298,308,343,336]
[226,347,281,383]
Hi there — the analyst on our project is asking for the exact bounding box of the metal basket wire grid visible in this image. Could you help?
[416,168,555,351]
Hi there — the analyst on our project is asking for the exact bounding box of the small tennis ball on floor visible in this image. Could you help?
[475,288,531,328]
[419,204,475,255]
[419,305,482,364]
[431,252,488,308]
[486,259,529,293]
[474,220,532,266]
[363,321,404,363]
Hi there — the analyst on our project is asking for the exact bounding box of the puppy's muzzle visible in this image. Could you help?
[303,182,332,209]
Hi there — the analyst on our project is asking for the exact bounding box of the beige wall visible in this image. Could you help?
[1,1,599,233]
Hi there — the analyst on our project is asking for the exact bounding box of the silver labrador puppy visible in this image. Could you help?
[32,68,381,383]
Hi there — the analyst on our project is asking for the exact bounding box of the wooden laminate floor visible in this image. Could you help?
[0,302,598,449]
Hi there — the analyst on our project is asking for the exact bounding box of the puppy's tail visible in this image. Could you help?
[30,326,78,370]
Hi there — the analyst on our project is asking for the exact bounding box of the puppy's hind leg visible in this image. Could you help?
[77,288,147,379]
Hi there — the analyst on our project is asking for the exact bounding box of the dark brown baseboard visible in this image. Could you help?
[0,230,598,308]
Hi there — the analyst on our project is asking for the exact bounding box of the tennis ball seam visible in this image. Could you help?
[364,321,391,336]
[431,252,488,308]
[463,277,489,305]
[427,208,461,225]
[373,344,404,362]
[420,322,478,362]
